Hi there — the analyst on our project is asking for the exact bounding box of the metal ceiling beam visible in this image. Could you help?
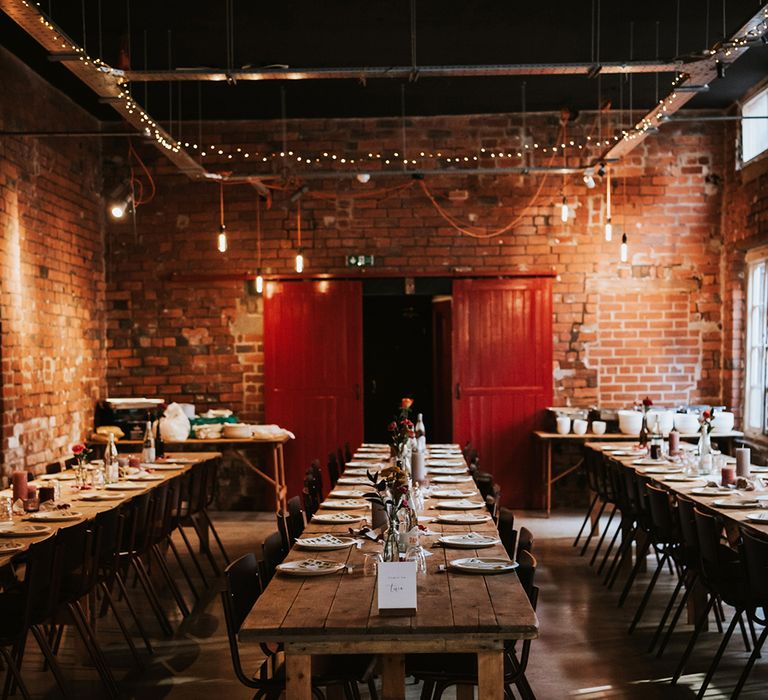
[0,0,267,193]
[597,4,768,163]
[118,61,683,83]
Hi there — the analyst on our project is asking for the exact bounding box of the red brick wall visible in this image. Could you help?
[105,114,727,420]
[0,47,106,482]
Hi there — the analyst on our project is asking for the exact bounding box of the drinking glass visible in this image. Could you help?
[404,544,427,574]
[0,496,12,523]
[363,552,382,577]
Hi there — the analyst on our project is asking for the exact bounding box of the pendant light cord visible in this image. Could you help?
[219,181,225,228]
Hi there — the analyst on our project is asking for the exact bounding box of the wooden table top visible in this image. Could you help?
[0,452,221,568]
[585,443,768,537]
[534,430,744,441]
[241,447,538,645]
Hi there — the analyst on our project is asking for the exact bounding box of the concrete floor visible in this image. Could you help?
[8,509,768,699]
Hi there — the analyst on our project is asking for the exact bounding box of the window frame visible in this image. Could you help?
[745,250,768,437]
[741,83,768,166]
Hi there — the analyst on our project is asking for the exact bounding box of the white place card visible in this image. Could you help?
[377,561,417,616]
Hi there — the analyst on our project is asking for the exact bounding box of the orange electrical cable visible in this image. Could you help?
[219,181,225,227]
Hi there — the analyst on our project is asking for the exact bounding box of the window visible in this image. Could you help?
[746,256,768,434]
[742,86,768,163]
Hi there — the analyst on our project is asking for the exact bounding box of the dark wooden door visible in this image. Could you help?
[264,280,363,498]
[452,278,553,509]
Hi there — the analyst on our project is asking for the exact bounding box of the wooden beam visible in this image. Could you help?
[597,4,768,163]
[0,0,267,194]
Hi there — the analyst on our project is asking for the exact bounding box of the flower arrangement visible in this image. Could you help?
[636,397,653,413]
[389,397,415,457]
[71,443,92,468]
[364,464,410,516]
[700,410,713,434]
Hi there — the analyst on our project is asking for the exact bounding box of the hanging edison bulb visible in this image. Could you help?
[217,224,228,253]
[605,218,613,242]
[560,196,569,223]
[620,233,628,263]
[255,273,264,294]
[295,250,304,273]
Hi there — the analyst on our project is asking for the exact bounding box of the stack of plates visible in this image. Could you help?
[222,424,253,439]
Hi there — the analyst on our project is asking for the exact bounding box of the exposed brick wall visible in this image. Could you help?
[0,46,106,483]
[105,114,727,420]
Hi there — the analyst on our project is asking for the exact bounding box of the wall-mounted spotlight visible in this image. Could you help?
[107,181,133,219]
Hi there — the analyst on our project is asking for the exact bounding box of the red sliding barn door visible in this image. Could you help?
[452,278,553,509]
[264,280,363,499]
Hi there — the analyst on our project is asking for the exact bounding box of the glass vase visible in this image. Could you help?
[383,516,400,562]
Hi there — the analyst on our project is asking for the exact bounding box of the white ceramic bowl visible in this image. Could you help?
[222,423,252,439]
[591,421,607,435]
[618,410,643,435]
[556,416,571,435]
[674,413,701,434]
[573,419,588,435]
[711,411,734,433]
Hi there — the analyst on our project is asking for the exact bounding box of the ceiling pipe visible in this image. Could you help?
[116,61,684,83]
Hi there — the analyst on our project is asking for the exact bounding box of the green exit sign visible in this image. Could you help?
[347,255,375,267]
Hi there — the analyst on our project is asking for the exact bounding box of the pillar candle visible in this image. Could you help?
[735,447,751,477]
[11,470,28,502]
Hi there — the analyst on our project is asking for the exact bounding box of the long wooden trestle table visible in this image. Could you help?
[240,444,539,700]
[0,452,222,572]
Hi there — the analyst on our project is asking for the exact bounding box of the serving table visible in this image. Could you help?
[534,430,744,516]
[89,436,289,512]
[240,444,538,700]
[0,452,221,572]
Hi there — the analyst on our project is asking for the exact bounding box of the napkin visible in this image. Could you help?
[735,477,756,491]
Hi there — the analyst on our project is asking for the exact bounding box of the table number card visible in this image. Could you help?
[377,561,417,616]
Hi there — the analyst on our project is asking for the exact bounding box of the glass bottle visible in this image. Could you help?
[415,413,426,452]
[638,413,649,448]
[141,420,156,463]
[155,419,165,459]
[698,427,712,474]
[104,433,119,484]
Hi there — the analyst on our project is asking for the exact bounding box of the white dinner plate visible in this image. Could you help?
[156,457,196,464]
[342,468,374,476]
[713,499,761,509]
[432,476,473,484]
[276,559,346,577]
[745,512,768,523]
[39,472,76,481]
[345,461,385,468]
[448,557,518,574]
[429,444,461,449]
[295,535,357,551]
[436,500,486,510]
[143,464,184,471]
[336,477,371,485]
[28,510,84,522]
[640,467,684,474]
[320,499,368,510]
[690,487,734,496]
[311,512,365,524]
[439,533,500,549]
[437,513,492,525]
[430,489,476,498]
[427,467,468,475]
[427,460,466,467]
[0,524,51,537]
[328,490,366,499]
[611,450,647,457]
[132,474,165,481]
[750,467,768,473]
[79,492,126,501]
[0,542,25,555]
[632,459,675,466]
[662,476,703,483]
[106,482,146,490]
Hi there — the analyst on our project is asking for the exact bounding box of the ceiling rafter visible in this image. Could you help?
[0,0,268,193]
[598,3,768,163]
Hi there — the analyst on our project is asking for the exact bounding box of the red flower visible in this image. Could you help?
[702,410,711,419]
[407,430,415,438]
[642,397,653,408]
[401,398,414,409]
[72,443,86,455]
[401,419,414,428]
[387,421,397,431]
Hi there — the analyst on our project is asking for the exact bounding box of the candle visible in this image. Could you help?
[668,429,680,456]
[721,465,736,486]
[11,471,28,502]
[735,447,751,477]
